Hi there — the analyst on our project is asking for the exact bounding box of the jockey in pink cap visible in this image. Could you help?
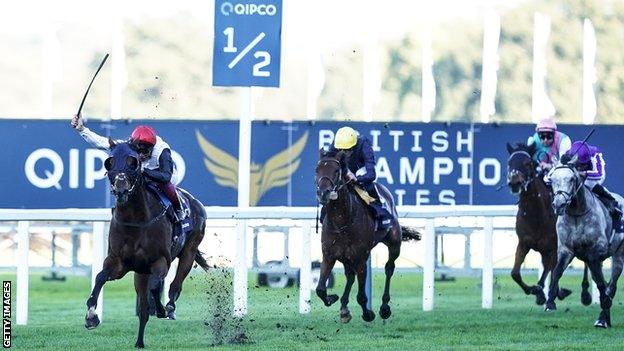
[527,118,571,172]
[561,141,623,231]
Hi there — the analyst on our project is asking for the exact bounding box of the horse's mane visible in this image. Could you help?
[507,141,537,156]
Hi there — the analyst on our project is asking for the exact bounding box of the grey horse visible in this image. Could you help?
[546,162,624,328]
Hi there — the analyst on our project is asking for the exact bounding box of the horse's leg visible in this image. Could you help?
[165,249,195,320]
[339,265,356,323]
[531,251,553,305]
[510,242,534,295]
[380,241,400,320]
[149,257,169,319]
[544,250,573,311]
[134,273,150,348]
[546,251,572,301]
[606,254,623,300]
[581,264,593,306]
[356,261,375,322]
[315,256,338,307]
[85,256,126,329]
[587,260,611,328]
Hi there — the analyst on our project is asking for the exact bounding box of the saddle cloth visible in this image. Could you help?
[146,183,193,236]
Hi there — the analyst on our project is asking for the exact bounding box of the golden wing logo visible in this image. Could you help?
[195,130,309,205]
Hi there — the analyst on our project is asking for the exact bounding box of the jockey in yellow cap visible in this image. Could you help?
[325,126,392,233]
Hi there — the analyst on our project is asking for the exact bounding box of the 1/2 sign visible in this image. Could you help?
[212,0,282,87]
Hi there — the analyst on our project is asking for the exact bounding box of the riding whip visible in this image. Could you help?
[76,53,109,117]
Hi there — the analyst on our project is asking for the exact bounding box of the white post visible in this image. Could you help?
[233,87,253,317]
[592,281,599,304]
[423,218,435,311]
[16,221,29,325]
[164,258,178,301]
[482,217,494,309]
[234,220,248,316]
[110,14,127,120]
[92,221,106,319]
[479,9,500,123]
[299,222,312,314]
[582,18,597,125]
[421,20,435,123]
[531,12,556,123]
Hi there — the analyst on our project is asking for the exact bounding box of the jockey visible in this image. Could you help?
[325,126,392,233]
[562,141,623,229]
[527,118,571,173]
[70,114,187,222]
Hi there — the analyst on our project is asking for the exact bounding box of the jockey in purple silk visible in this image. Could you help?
[527,118,571,172]
[562,141,623,230]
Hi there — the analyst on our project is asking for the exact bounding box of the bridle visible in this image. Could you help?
[551,164,586,214]
[507,150,535,192]
[316,158,347,201]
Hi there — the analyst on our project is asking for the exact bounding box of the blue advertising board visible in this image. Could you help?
[212,0,282,87]
[2,119,624,209]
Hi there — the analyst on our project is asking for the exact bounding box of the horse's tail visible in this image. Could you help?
[194,250,211,272]
[401,226,421,241]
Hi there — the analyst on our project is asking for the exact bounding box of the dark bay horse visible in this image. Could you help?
[506,143,590,306]
[548,162,624,327]
[315,149,420,323]
[84,140,209,348]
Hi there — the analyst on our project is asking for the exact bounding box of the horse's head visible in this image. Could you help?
[550,156,582,215]
[315,149,348,205]
[104,139,142,204]
[506,142,537,194]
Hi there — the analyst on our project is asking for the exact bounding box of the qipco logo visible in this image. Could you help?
[220,2,278,16]
[23,148,186,189]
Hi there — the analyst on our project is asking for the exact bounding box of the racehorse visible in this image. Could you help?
[84,140,209,348]
[506,143,591,306]
[314,149,420,323]
[547,160,624,327]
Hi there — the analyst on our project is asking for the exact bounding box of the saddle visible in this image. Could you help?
[146,183,193,256]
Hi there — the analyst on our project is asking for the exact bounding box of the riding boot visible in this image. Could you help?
[592,184,624,231]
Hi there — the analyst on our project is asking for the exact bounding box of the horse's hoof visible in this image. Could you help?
[581,291,593,306]
[135,340,145,348]
[165,304,176,320]
[156,307,167,319]
[362,310,375,322]
[535,290,546,305]
[326,294,339,307]
[340,312,352,324]
[85,314,100,330]
[557,288,572,300]
[379,305,392,320]
[594,320,610,329]
[544,302,556,312]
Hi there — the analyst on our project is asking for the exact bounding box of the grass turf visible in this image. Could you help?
[2,270,623,350]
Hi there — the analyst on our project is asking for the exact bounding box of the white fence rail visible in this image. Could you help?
[0,205,518,325]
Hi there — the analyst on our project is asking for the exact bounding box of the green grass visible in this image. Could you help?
[3,271,623,350]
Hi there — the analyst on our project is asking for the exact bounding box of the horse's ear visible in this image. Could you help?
[506,142,514,154]
[319,147,326,160]
[108,137,116,148]
[527,142,537,156]
[336,150,346,164]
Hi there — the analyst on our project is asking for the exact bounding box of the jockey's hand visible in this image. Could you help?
[70,113,84,131]
[539,162,552,171]
[345,172,357,183]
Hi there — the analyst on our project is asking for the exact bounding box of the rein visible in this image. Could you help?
[111,171,167,228]
[112,205,168,228]
[552,165,589,217]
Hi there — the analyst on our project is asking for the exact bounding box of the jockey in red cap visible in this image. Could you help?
[71,114,187,222]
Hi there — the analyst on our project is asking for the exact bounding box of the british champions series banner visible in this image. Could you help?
[2,119,623,208]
